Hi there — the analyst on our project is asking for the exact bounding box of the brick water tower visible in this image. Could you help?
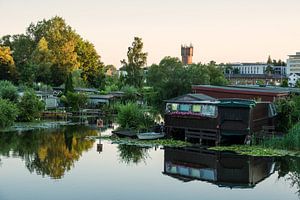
[181,44,193,65]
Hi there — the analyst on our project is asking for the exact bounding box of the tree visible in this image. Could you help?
[0,98,18,128]
[76,40,105,88]
[146,57,190,110]
[64,72,74,94]
[121,37,147,88]
[295,80,300,88]
[207,62,229,86]
[0,46,17,81]
[26,17,80,86]
[0,80,18,102]
[0,34,35,83]
[1,16,105,86]
[281,79,289,87]
[72,69,86,88]
[29,37,53,84]
[265,65,274,75]
[105,65,117,76]
[267,55,272,65]
[17,89,45,122]
[187,63,210,85]
[275,98,295,132]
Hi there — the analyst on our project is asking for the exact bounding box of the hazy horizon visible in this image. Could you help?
[1,0,299,67]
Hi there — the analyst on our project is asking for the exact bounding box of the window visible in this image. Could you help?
[179,104,191,112]
[192,104,201,113]
[201,105,217,117]
[171,103,179,111]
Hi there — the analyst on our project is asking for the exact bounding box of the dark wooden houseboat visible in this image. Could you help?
[164,94,277,144]
[163,147,275,188]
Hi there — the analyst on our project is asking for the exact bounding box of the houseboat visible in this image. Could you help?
[164,93,277,144]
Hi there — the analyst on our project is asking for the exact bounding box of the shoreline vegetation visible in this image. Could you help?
[2,16,300,158]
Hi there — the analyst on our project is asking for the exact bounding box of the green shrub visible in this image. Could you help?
[17,89,45,122]
[263,122,300,151]
[275,98,295,132]
[116,102,155,131]
[121,85,140,103]
[61,92,88,111]
[0,80,18,102]
[0,98,18,128]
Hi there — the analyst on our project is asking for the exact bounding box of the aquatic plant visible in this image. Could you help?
[209,145,294,157]
[96,135,191,148]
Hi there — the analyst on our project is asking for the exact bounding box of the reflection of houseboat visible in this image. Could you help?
[164,94,277,144]
[163,147,275,188]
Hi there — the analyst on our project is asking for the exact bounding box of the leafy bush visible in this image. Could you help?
[17,89,45,122]
[0,80,18,102]
[263,122,300,151]
[116,102,155,131]
[275,98,296,132]
[0,98,18,128]
[121,85,140,103]
[61,92,88,111]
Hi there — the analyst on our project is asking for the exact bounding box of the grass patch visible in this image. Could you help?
[93,135,191,148]
[209,145,299,157]
[262,122,300,151]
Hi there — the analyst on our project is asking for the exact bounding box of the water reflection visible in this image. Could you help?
[163,147,276,188]
[277,156,300,197]
[117,144,150,165]
[0,126,97,179]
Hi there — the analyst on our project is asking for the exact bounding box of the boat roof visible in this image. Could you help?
[192,85,292,95]
[165,93,217,103]
[218,99,256,108]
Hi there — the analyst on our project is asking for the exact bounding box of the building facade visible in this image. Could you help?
[287,52,300,75]
[225,63,287,85]
[287,52,300,86]
[181,45,193,65]
[288,73,300,87]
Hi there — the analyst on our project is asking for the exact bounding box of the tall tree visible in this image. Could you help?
[64,72,74,94]
[0,46,16,81]
[76,40,105,88]
[30,37,53,84]
[121,37,147,88]
[146,57,190,110]
[26,17,80,86]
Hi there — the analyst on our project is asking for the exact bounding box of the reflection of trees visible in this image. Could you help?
[0,126,97,179]
[117,144,149,165]
[278,157,300,196]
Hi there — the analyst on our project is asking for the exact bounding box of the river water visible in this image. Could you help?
[0,125,299,200]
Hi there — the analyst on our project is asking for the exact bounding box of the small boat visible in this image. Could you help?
[137,132,165,140]
[112,130,137,138]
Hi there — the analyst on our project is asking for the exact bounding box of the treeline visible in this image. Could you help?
[0,16,106,88]
[0,16,228,126]
[145,58,228,110]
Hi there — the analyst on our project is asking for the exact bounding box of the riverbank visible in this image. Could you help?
[0,121,79,132]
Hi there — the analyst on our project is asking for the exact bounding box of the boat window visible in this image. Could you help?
[171,103,179,111]
[166,103,172,112]
[192,104,201,113]
[201,105,217,117]
[268,103,277,117]
[179,104,191,112]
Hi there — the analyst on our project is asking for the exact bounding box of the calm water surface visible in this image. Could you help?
[0,125,299,200]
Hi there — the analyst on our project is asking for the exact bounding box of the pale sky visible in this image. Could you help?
[0,0,300,67]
